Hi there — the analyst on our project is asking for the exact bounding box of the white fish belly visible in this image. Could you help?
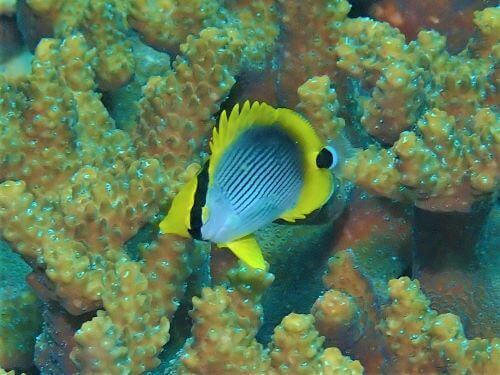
[201,126,303,244]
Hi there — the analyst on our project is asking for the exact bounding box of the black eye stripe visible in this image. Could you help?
[316,148,333,169]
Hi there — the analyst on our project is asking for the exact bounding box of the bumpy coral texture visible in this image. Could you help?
[177,264,364,375]
[276,0,499,212]
[339,8,498,211]
[297,75,346,142]
[1,1,279,373]
[0,0,498,373]
[380,277,499,374]
[25,0,134,90]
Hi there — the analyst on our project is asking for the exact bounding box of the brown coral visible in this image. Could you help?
[342,8,498,211]
[1,0,498,373]
[379,277,500,374]
[178,264,273,374]
[25,0,134,90]
[296,75,346,142]
[129,0,222,51]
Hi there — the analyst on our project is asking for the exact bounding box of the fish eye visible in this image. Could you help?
[316,146,338,170]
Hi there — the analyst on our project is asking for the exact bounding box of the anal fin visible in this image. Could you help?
[220,235,267,270]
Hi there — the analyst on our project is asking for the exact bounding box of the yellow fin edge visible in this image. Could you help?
[276,108,334,222]
[209,101,279,180]
[208,102,334,222]
[159,176,198,238]
[220,235,267,270]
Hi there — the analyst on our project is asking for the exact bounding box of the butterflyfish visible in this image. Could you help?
[159,101,337,270]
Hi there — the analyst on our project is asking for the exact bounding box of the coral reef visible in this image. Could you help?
[0,241,42,370]
[0,0,498,373]
[370,0,498,52]
[380,277,499,374]
[23,0,134,89]
[339,9,499,211]
[177,264,364,374]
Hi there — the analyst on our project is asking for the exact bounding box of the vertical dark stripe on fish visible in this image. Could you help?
[217,145,253,185]
[235,155,292,212]
[236,148,298,210]
[214,126,303,220]
[188,160,210,240]
[226,145,280,200]
[231,146,283,209]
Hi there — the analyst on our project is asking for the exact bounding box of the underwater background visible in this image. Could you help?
[0,0,498,373]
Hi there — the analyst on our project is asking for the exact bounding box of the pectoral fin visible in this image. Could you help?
[220,235,266,270]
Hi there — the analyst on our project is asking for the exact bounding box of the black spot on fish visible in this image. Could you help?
[316,148,334,169]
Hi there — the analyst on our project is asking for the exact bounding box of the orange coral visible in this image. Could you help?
[129,0,221,51]
[371,0,496,52]
[342,8,498,211]
[1,0,282,371]
[133,27,245,197]
[277,0,351,106]
[178,264,273,374]
[380,277,500,374]
[1,0,498,373]
[178,264,363,374]
[296,75,346,142]
[311,289,364,347]
[25,0,133,90]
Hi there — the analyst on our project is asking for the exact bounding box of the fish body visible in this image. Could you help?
[160,101,336,269]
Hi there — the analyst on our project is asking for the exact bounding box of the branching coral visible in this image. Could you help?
[128,0,222,52]
[312,251,499,375]
[380,277,500,374]
[346,106,499,211]
[370,0,498,52]
[0,0,498,373]
[24,0,133,90]
[268,313,363,374]
[177,264,363,374]
[339,10,498,211]
[276,0,497,211]
[1,1,279,372]
[297,75,346,142]
[177,264,273,373]
[133,27,245,194]
[71,252,174,374]
[0,30,187,372]
[277,0,351,106]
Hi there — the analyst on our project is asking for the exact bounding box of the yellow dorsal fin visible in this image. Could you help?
[209,101,279,180]
[159,176,198,238]
[220,235,267,270]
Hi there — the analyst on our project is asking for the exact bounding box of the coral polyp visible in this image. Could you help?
[0,0,498,373]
